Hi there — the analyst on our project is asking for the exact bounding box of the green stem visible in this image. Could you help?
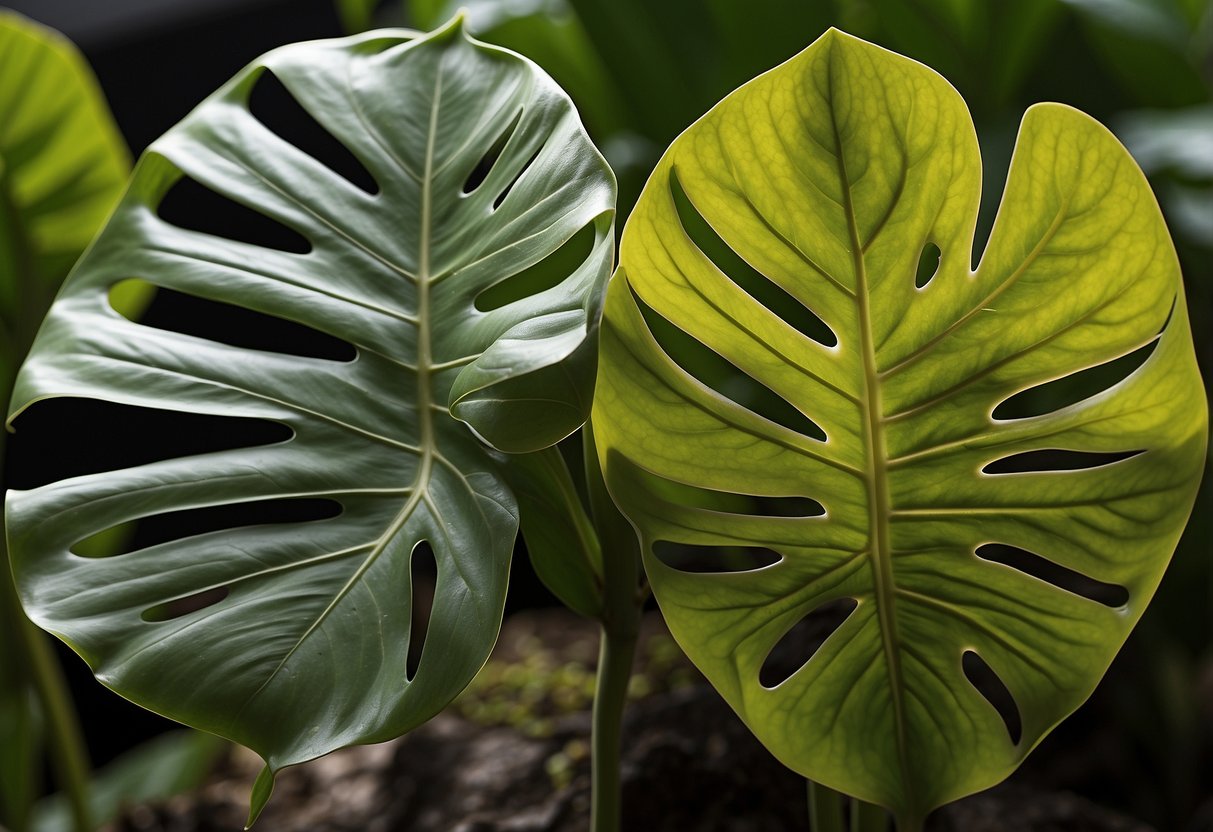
[0,556,92,832]
[808,781,844,832]
[0,426,92,832]
[584,423,643,832]
[589,617,639,832]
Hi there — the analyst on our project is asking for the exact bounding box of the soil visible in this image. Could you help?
[102,611,1157,832]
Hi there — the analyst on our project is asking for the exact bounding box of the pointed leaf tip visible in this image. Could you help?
[245,765,275,829]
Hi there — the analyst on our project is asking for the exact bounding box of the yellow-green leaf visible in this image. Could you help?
[592,29,1206,826]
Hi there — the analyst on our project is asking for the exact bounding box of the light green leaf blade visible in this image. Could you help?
[7,16,614,788]
[0,10,135,381]
[31,730,225,832]
[592,29,1206,824]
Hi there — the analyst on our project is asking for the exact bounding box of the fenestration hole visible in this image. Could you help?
[976,543,1129,608]
[670,167,837,348]
[962,650,1022,744]
[633,287,827,442]
[759,597,857,688]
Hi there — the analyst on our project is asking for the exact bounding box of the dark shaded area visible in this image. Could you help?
[651,541,781,574]
[405,541,436,680]
[915,243,941,289]
[140,586,232,623]
[157,174,312,254]
[976,543,1130,608]
[982,449,1143,475]
[633,286,829,442]
[759,597,856,688]
[72,497,342,557]
[670,167,838,348]
[475,224,596,312]
[993,340,1158,420]
[6,399,291,490]
[250,69,380,194]
[963,650,1024,745]
[462,109,521,195]
[113,283,358,361]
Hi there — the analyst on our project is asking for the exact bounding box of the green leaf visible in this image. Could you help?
[31,730,225,832]
[592,29,1207,825]
[0,584,40,832]
[7,16,614,793]
[1060,0,1211,107]
[336,0,382,33]
[0,10,135,384]
[505,446,604,619]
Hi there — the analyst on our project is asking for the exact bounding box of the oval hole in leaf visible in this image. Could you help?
[407,541,437,681]
[157,174,312,254]
[982,448,1143,475]
[760,495,826,518]
[141,586,231,623]
[915,242,940,289]
[975,543,1129,607]
[759,597,857,688]
[109,279,357,362]
[474,224,595,312]
[70,498,343,558]
[962,651,1022,744]
[633,288,827,442]
[248,69,378,194]
[670,167,837,348]
[6,399,292,489]
[493,145,543,210]
[652,541,781,574]
[462,109,521,194]
[992,338,1158,420]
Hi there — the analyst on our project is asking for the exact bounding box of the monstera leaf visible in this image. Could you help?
[6,17,614,815]
[592,29,1206,828]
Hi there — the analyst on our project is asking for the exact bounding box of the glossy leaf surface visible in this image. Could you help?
[7,18,614,783]
[592,29,1206,824]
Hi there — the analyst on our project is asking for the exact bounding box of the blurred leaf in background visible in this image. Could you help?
[30,731,226,832]
[0,12,176,832]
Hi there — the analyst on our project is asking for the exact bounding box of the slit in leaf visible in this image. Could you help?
[652,541,781,574]
[633,288,827,441]
[493,145,543,210]
[141,586,231,623]
[407,541,437,681]
[915,242,940,289]
[759,597,857,688]
[992,337,1158,420]
[982,448,1143,475]
[157,173,311,254]
[463,109,522,194]
[962,650,1022,744]
[976,543,1129,607]
[249,69,378,194]
[670,167,837,348]
[6,399,292,490]
[71,498,342,558]
[110,279,356,361]
[474,224,595,312]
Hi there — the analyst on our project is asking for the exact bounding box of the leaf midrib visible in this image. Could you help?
[825,46,912,814]
[238,67,446,724]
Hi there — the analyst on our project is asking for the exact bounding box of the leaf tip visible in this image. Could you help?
[244,764,276,829]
